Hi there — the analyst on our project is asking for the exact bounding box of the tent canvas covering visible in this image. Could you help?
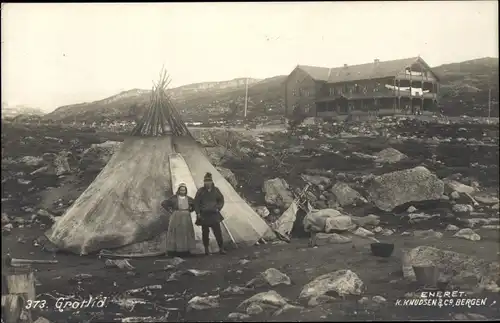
[46,69,274,256]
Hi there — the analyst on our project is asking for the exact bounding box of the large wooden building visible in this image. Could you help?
[284,56,440,118]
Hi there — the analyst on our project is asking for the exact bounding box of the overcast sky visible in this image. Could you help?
[2,1,498,112]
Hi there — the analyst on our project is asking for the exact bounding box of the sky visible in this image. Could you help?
[1,1,498,112]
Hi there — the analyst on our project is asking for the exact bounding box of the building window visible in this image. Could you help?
[329,88,334,96]
[292,89,297,96]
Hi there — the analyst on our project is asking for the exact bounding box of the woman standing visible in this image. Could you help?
[162,183,196,256]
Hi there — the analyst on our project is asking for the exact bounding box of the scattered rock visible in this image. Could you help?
[315,233,352,244]
[413,229,443,239]
[454,228,481,241]
[382,229,394,236]
[358,296,370,305]
[19,156,44,167]
[330,182,367,207]
[238,259,251,265]
[406,212,440,223]
[254,206,270,218]
[187,295,220,311]
[367,166,444,212]
[247,268,291,287]
[491,203,499,210]
[452,204,474,216]
[450,191,461,200]
[299,269,364,300]
[374,148,407,164]
[246,304,264,315]
[301,174,331,186]
[105,259,135,270]
[53,151,72,176]
[1,213,9,225]
[407,206,417,213]
[185,269,212,277]
[351,227,374,237]
[443,179,475,195]
[238,290,289,312]
[372,295,387,304]
[263,178,294,208]
[216,167,238,187]
[445,224,460,231]
[373,226,383,233]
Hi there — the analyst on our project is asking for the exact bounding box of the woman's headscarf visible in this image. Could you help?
[176,183,188,195]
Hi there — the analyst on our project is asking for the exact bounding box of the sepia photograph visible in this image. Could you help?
[1,2,499,322]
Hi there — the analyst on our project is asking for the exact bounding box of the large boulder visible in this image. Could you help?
[216,167,238,187]
[367,166,444,212]
[54,150,72,176]
[303,209,354,233]
[263,178,294,209]
[79,141,123,172]
[330,182,367,207]
[402,246,499,290]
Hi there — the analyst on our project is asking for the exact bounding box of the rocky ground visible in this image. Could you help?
[1,117,499,322]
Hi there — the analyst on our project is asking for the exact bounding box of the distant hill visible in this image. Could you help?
[433,57,498,116]
[44,57,498,123]
[1,103,45,119]
[44,78,263,123]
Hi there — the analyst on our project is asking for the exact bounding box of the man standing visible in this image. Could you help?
[194,172,226,255]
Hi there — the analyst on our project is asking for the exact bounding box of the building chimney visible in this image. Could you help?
[343,64,348,68]
[374,58,380,64]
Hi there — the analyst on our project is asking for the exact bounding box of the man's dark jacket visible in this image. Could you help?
[194,186,225,226]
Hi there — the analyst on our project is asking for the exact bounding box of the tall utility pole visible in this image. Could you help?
[244,78,249,118]
[488,87,491,120]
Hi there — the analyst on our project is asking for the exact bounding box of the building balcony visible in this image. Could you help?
[395,74,438,82]
[316,91,436,103]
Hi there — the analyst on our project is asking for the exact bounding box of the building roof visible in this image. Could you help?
[297,56,435,83]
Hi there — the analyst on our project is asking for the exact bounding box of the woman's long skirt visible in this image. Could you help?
[165,210,196,253]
